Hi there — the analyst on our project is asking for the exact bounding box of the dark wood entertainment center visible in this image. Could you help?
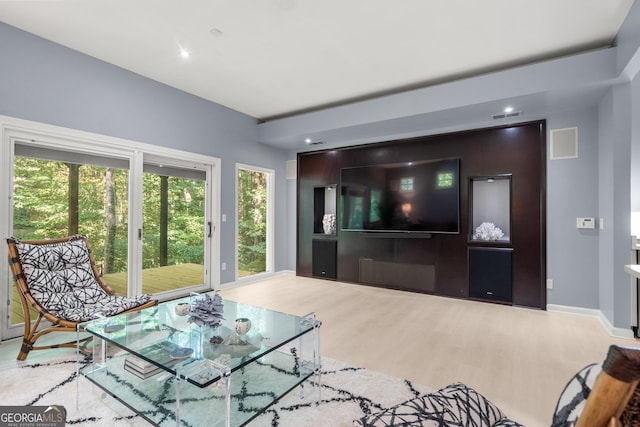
[297,121,546,309]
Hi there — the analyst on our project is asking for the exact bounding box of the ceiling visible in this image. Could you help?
[0,0,635,121]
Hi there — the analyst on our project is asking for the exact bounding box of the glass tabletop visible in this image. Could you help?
[81,295,317,388]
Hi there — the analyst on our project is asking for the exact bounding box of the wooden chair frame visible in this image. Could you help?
[7,235,158,361]
[576,345,640,427]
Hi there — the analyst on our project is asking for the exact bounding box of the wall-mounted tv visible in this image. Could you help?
[340,157,460,234]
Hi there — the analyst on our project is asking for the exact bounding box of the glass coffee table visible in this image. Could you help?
[77,295,321,427]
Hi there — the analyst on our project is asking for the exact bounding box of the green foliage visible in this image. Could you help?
[237,168,267,275]
[13,157,205,275]
[13,159,66,236]
[13,156,266,280]
[142,174,205,268]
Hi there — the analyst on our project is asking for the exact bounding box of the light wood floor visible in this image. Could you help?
[220,274,635,427]
[1,274,634,426]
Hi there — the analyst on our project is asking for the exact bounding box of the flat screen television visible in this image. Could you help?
[340,157,460,234]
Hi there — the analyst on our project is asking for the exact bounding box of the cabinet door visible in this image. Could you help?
[468,247,512,302]
[312,239,337,280]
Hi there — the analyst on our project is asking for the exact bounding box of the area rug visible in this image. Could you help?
[0,353,433,426]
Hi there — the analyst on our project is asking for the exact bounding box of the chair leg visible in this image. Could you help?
[17,311,41,361]
[17,338,34,361]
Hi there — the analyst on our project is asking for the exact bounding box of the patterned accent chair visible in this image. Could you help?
[354,382,523,426]
[355,345,640,427]
[7,235,158,360]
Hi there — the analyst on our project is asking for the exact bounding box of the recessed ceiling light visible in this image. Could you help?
[504,106,514,113]
[179,49,190,59]
[305,138,312,144]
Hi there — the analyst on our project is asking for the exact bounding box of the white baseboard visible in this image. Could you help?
[547,304,636,340]
[219,270,295,290]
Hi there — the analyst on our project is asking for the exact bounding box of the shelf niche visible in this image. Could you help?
[313,185,337,235]
[469,175,512,243]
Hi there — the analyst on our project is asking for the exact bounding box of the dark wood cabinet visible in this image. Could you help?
[297,121,546,309]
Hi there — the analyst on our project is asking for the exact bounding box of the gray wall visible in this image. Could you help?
[631,72,640,213]
[616,0,640,78]
[545,107,600,309]
[598,90,616,322]
[598,83,633,328]
[0,22,293,283]
[542,74,637,328]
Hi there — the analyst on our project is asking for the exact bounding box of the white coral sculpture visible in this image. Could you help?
[474,222,504,241]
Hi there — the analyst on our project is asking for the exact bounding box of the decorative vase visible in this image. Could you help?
[174,302,191,316]
[234,318,252,336]
[322,214,336,234]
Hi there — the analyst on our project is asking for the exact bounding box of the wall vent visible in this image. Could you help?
[550,127,578,160]
[493,111,522,120]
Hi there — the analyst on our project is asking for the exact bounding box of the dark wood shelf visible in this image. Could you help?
[297,121,546,309]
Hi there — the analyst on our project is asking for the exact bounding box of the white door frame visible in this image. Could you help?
[0,116,221,341]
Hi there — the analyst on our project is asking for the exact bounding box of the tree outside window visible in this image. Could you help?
[237,167,268,277]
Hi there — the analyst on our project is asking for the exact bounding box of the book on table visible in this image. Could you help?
[123,341,185,379]
[124,360,163,379]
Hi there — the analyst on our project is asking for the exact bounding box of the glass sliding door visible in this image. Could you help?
[141,162,207,295]
[1,119,220,341]
[236,164,273,278]
[12,146,129,326]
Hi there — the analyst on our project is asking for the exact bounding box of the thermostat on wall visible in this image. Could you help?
[576,217,595,229]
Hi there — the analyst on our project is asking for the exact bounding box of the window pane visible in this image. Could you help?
[237,168,267,277]
[400,177,414,192]
[141,168,205,294]
[12,156,129,325]
[437,172,454,189]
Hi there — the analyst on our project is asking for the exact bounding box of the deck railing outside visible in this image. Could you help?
[10,263,204,325]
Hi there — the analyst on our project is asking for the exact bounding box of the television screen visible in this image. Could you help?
[340,157,460,234]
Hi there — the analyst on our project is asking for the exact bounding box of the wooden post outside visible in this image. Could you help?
[160,175,168,267]
[67,163,79,235]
